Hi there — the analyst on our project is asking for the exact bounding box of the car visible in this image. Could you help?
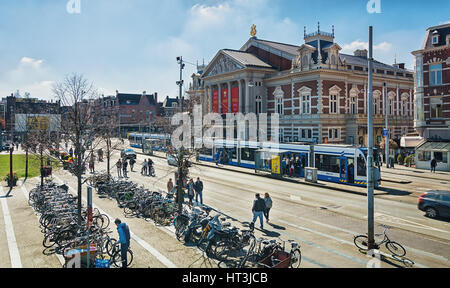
[167,154,192,167]
[121,149,137,160]
[418,190,450,219]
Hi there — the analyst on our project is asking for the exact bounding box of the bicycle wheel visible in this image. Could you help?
[112,248,134,268]
[354,235,369,251]
[386,241,406,257]
[106,238,118,257]
[176,223,187,242]
[290,249,302,268]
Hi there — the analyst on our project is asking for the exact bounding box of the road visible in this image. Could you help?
[0,143,449,268]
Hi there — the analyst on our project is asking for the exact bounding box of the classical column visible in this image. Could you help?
[396,86,400,116]
[208,86,213,113]
[238,80,243,113]
[245,79,250,114]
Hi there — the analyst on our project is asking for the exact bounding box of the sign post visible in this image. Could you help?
[87,186,93,268]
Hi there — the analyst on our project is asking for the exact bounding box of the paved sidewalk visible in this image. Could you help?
[381,165,450,182]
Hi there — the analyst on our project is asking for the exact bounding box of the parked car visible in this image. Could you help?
[121,149,137,160]
[167,154,192,167]
[418,190,450,219]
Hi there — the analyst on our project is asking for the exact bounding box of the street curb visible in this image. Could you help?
[125,148,387,198]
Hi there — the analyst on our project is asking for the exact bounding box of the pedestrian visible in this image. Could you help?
[431,158,437,173]
[122,159,128,178]
[148,158,154,176]
[187,179,195,207]
[263,193,273,223]
[69,147,73,158]
[290,157,295,177]
[194,177,204,205]
[281,156,287,175]
[89,155,95,173]
[114,219,130,268]
[98,149,103,162]
[116,159,122,178]
[141,159,148,175]
[251,193,266,230]
[129,157,136,172]
[167,178,174,194]
[215,151,220,166]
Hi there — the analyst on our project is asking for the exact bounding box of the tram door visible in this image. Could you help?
[339,157,355,184]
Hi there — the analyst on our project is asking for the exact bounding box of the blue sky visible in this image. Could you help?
[0,0,449,101]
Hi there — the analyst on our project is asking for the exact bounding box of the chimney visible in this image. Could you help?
[143,91,146,96]
[116,90,119,96]
[354,49,368,58]
[154,92,157,103]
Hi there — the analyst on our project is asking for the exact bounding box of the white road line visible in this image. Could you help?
[53,175,177,268]
[19,181,65,266]
[0,187,22,268]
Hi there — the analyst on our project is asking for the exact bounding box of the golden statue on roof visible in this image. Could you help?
[250,24,257,37]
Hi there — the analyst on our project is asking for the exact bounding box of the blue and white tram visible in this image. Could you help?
[128,133,171,151]
[214,139,239,166]
[197,138,214,162]
[262,142,310,178]
[313,145,380,188]
[239,141,261,169]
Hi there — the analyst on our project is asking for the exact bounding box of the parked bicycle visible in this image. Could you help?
[354,224,406,257]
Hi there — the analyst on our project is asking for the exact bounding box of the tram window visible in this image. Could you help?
[315,154,339,173]
[231,147,237,159]
[241,148,256,162]
[357,155,367,176]
[200,147,213,156]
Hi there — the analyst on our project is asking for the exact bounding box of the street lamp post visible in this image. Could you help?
[384,82,389,168]
[367,26,375,251]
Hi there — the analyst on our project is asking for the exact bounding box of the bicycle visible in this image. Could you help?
[110,243,134,268]
[354,225,406,257]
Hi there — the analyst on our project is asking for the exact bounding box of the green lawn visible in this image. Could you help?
[0,154,61,181]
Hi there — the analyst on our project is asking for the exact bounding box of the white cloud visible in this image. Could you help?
[0,57,55,100]
[341,40,393,54]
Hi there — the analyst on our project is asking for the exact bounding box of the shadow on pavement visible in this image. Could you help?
[267,223,286,231]
[378,187,412,196]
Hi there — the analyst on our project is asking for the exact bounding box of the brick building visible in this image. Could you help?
[201,25,415,146]
[412,23,450,171]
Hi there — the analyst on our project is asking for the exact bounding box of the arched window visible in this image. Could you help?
[349,87,359,115]
[401,93,409,116]
[329,85,341,114]
[298,86,312,115]
[373,90,381,115]
[388,91,396,115]
[273,86,284,115]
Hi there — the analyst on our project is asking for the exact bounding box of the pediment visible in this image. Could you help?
[298,86,312,94]
[203,52,244,78]
[329,85,342,94]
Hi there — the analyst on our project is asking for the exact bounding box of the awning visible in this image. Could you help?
[400,136,424,148]
[416,141,450,152]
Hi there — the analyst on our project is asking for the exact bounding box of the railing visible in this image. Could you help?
[305,30,334,38]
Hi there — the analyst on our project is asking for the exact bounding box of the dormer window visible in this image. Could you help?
[432,31,439,45]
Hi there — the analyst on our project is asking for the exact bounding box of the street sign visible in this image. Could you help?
[383,129,388,137]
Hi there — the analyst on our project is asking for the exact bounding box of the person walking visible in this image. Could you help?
[430,158,437,173]
[187,179,195,208]
[122,159,128,178]
[252,194,266,230]
[129,157,136,172]
[194,177,204,205]
[290,157,295,177]
[167,178,174,194]
[114,219,130,268]
[89,155,95,173]
[141,159,148,176]
[263,193,273,223]
[281,156,287,176]
[116,159,122,178]
[69,147,73,158]
[215,151,220,166]
[148,158,154,176]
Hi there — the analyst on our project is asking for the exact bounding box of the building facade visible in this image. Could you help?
[412,23,450,171]
[201,25,415,146]
[412,23,450,140]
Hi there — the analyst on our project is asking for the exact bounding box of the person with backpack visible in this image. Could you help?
[115,219,131,268]
[263,193,273,223]
[251,194,266,230]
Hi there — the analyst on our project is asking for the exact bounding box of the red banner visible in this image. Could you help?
[213,90,219,113]
[232,86,239,113]
[222,88,228,114]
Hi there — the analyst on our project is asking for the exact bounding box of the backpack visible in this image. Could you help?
[265,197,273,209]
[123,224,131,244]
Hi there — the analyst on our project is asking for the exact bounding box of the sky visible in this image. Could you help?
[0,0,449,102]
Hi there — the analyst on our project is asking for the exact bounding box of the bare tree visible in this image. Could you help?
[53,74,99,225]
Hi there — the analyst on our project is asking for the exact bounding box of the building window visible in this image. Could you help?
[279,128,284,143]
[388,98,394,115]
[276,97,283,115]
[328,128,340,140]
[429,64,442,86]
[301,94,311,114]
[350,96,357,114]
[401,96,409,116]
[418,151,431,161]
[299,128,313,140]
[432,35,439,45]
[256,96,262,114]
[330,94,338,114]
[430,98,443,119]
[434,152,448,164]
[373,97,380,115]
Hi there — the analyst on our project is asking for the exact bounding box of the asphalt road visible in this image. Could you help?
[0,142,449,268]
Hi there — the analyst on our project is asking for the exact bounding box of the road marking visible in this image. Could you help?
[371,212,450,234]
[290,195,302,202]
[19,181,66,266]
[53,175,177,268]
[0,186,22,268]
